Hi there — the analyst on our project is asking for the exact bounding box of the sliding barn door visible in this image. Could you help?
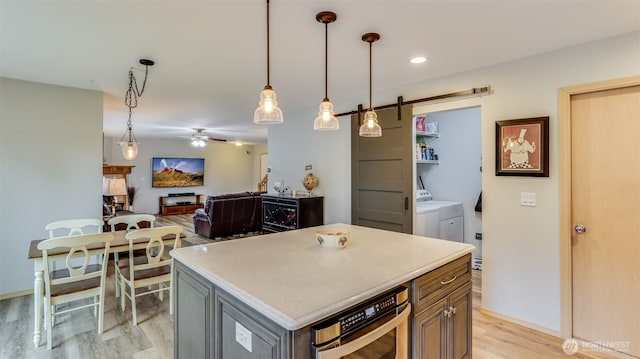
[351,105,413,233]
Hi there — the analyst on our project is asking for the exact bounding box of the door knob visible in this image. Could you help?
[575,224,586,233]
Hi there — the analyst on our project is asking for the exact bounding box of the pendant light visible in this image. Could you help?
[118,58,154,160]
[359,33,382,137]
[254,0,283,125]
[313,11,339,131]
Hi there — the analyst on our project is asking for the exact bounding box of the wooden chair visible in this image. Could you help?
[37,232,114,350]
[117,225,183,325]
[107,214,156,299]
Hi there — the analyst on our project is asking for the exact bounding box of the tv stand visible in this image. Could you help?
[159,194,203,215]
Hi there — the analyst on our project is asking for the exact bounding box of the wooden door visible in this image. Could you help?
[414,297,447,359]
[351,105,413,233]
[449,282,471,359]
[571,84,640,357]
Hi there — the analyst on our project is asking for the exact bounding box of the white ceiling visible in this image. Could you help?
[2,1,639,144]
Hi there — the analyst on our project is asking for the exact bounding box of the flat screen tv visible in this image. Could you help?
[152,157,205,188]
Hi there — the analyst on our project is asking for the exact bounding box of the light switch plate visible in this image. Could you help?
[235,322,252,352]
[520,192,536,207]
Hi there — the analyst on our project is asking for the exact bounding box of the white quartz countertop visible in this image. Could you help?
[171,224,474,330]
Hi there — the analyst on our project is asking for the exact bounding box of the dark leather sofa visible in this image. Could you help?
[193,191,265,239]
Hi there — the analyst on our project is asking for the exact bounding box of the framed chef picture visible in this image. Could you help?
[495,116,549,177]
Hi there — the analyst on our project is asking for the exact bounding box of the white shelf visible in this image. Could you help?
[417,160,440,164]
[416,131,439,138]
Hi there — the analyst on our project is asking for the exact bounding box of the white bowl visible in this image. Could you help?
[316,228,350,249]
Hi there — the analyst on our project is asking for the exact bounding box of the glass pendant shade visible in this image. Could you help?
[254,87,283,124]
[120,140,139,160]
[358,109,382,137]
[313,100,339,130]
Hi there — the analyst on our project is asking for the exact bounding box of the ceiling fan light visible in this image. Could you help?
[313,100,339,130]
[254,87,283,124]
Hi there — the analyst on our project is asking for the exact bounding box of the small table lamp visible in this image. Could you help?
[108,178,127,214]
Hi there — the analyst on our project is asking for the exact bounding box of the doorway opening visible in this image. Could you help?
[412,104,483,268]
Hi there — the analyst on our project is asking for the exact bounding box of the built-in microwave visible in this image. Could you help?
[311,286,411,359]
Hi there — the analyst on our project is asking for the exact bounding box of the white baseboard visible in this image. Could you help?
[0,289,32,301]
[479,306,561,338]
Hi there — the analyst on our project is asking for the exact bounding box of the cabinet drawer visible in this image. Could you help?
[184,204,203,213]
[164,206,186,215]
[412,254,471,312]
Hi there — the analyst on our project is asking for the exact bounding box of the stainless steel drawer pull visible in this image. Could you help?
[440,275,457,285]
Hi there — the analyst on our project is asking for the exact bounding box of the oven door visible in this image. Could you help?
[315,303,411,359]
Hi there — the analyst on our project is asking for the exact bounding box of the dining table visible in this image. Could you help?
[27,229,185,348]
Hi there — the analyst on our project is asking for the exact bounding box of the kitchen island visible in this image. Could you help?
[171,224,474,358]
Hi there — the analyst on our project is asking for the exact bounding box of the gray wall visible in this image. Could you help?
[267,31,640,333]
[103,137,257,215]
[0,78,103,296]
[0,80,263,296]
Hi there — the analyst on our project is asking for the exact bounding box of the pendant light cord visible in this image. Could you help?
[369,41,373,111]
[123,63,150,142]
[266,0,271,86]
[324,22,328,101]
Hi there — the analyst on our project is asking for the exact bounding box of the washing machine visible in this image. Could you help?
[415,191,464,242]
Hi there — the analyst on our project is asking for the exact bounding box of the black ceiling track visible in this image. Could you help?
[338,86,491,118]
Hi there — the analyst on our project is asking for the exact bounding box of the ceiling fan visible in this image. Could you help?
[184,128,227,147]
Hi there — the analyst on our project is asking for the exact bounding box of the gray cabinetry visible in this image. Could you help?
[412,254,472,359]
[174,261,214,359]
[216,290,290,358]
[175,262,295,359]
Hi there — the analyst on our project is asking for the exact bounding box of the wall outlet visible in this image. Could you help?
[235,322,252,352]
[475,233,482,240]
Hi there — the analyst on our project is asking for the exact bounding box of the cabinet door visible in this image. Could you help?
[439,215,463,242]
[449,282,472,359]
[220,311,279,359]
[414,297,448,359]
[216,292,290,359]
[175,263,214,359]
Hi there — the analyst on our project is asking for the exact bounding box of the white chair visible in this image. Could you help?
[107,214,156,232]
[117,225,183,325]
[44,218,105,320]
[45,218,104,238]
[37,232,114,350]
[107,214,156,299]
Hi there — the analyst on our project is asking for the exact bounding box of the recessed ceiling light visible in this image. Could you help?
[410,56,427,64]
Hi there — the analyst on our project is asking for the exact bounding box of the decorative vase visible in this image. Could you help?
[302,173,319,195]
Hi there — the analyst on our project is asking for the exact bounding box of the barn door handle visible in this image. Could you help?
[404,197,409,211]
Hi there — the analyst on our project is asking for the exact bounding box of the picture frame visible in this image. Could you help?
[495,116,549,177]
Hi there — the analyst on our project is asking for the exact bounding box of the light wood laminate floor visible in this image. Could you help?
[1,215,621,358]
